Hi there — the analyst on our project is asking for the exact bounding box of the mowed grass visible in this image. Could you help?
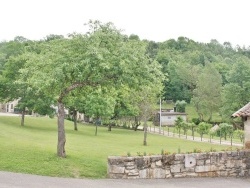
[0,116,232,178]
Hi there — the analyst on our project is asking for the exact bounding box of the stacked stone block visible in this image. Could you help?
[108,150,250,179]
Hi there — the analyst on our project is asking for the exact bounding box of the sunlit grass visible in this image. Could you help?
[0,116,233,178]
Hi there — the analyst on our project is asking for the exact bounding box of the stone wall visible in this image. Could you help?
[108,150,250,179]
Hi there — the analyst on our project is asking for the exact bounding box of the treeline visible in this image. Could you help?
[1,26,250,125]
[144,37,250,123]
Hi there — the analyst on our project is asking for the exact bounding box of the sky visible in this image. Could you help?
[1,0,250,47]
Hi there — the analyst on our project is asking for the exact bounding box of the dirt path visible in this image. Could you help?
[148,126,243,147]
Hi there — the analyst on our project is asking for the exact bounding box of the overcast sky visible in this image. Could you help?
[1,0,249,47]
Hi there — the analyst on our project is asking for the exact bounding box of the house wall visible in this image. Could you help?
[1,100,19,113]
[108,150,250,179]
[245,117,250,149]
[161,115,187,126]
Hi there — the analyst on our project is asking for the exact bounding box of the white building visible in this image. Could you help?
[155,111,187,126]
[0,100,19,113]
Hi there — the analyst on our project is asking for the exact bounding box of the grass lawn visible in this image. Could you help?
[0,116,235,179]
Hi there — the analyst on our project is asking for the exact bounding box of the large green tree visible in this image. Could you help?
[19,21,163,157]
[0,39,54,125]
[220,57,250,121]
[191,63,222,121]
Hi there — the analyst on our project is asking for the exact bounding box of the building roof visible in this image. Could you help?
[158,111,187,116]
[232,102,250,117]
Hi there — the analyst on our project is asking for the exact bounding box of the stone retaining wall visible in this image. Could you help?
[108,150,250,179]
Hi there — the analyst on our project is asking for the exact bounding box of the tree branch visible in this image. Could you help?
[58,81,93,102]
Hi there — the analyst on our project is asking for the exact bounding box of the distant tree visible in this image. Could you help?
[191,63,222,121]
[65,89,90,131]
[175,100,187,112]
[164,61,192,102]
[84,87,117,136]
[44,34,64,41]
[220,57,250,121]
[128,34,140,41]
[145,40,159,59]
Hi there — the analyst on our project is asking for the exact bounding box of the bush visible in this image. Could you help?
[175,100,187,112]
[192,118,201,125]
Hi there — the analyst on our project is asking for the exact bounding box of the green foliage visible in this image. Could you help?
[0,39,54,125]
[187,122,196,139]
[174,116,184,137]
[191,63,222,121]
[191,118,201,125]
[181,122,189,137]
[220,58,250,121]
[15,20,164,156]
[197,122,212,141]
[217,123,234,140]
[175,100,187,112]
[234,129,244,142]
[85,87,116,119]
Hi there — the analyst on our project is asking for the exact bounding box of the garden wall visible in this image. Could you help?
[108,150,250,179]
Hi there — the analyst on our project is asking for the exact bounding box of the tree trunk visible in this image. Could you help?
[57,101,66,158]
[73,109,78,131]
[208,112,212,122]
[108,124,112,131]
[95,117,100,136]
[95,124,98,136]
[143,120,147,146]
[21,108,25,126]
[134,116,141,131]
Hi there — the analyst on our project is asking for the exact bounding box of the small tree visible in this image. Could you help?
[209,124,219,142]
[181,121,189,139]
[197,122,212,141]
[188,122,196,140]
[218,123,234,140]
[175,116,184,137]
[234,129,244,143]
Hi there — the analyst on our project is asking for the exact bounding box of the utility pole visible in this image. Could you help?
[159,98,162,134]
